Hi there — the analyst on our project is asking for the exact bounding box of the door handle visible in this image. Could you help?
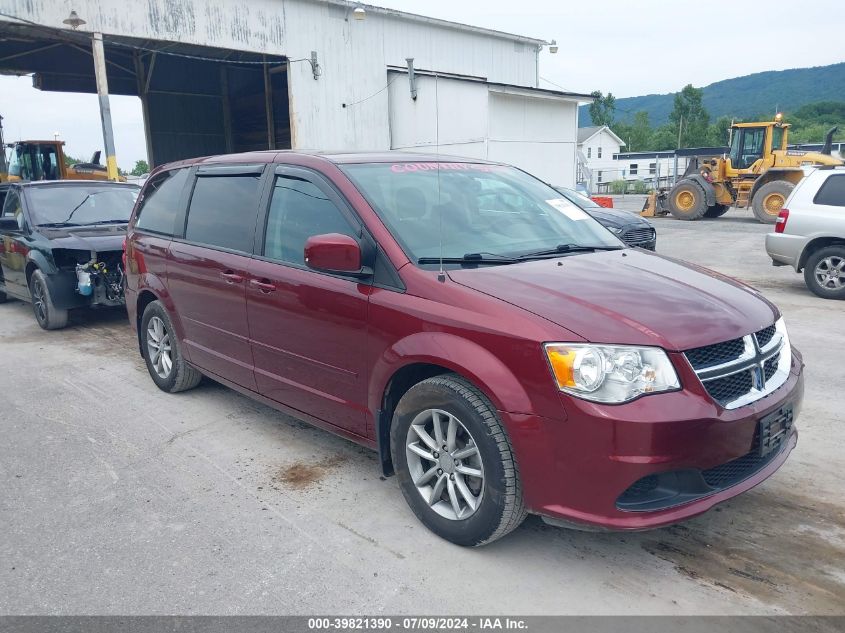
[249,278,276,293]
[220,271,244,284]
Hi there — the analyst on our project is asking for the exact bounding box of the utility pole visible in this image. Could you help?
[92,32,119,180]
[677,115,683,149]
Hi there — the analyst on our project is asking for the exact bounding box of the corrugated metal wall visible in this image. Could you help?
[3,0,540,152]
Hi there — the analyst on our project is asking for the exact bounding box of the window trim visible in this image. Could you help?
[812,173,845,207]
[629,163,638,175]
[170,164,272,256]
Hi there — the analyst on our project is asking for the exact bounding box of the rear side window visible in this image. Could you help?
[135,168,189,235]
[814,174,845,207]
[185,175,262,253]
[263,175,357,265]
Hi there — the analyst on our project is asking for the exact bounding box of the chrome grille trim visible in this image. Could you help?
[684,325,791,410]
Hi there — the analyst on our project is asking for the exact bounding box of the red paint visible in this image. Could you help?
[125,151,803,531]
[591,196,614,208]
[305,233,362,273]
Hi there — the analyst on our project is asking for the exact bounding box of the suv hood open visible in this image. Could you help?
[448,249,778,351]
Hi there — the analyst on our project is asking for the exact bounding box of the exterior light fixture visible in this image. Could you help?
[548,39,559,54]
[62,10,86,30]
[353,5,366,20]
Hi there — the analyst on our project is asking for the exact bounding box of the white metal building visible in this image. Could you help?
[0,0,589,185]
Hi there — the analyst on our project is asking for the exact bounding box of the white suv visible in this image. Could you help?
[766,167,845,299]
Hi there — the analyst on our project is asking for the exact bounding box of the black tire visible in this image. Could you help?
[704,203,730,218]
[752,181,794,224]
[390,373,526,547]
[29,269,68,330]
[803,245,845,300]
[140,300,202,393]
[0,290,7,304]
[668,180,708,220]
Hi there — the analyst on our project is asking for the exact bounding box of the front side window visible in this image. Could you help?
[770,126,785,152]
[135,168,189,235]
[25,185,139,227]
[264,175,357,265]
[733,127,766,169]
[184,174,262,253]
[2,189,24,229]
[341,162,620,265]
[814,174,845,207]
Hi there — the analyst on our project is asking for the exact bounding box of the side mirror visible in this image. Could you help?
[304,233,370,277]
[0,217,20,232]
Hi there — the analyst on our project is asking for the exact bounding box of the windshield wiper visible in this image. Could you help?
[86,219,129,225]
[418,253,520,265]
[35,222,82,228]
[516,243,623,259]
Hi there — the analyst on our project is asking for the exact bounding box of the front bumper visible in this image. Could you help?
[504,347,804,530]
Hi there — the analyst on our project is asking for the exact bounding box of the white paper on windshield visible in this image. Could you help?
[546,198,590,221]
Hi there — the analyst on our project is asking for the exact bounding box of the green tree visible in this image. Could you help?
[131,159,150,176]
[615,111,652,152]
[589,90,616,127]
[669,84,710,147]
[707,115,733,147]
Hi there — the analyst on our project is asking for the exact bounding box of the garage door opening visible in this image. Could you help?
[0,20,290,169]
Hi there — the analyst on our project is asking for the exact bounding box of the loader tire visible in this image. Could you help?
[704,204,730,218]
[668,180,708,220]
[752,181,794,224]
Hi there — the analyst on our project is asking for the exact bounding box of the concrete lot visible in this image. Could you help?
[1,207,843,615]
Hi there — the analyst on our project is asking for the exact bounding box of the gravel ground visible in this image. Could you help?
[1,207,843,615]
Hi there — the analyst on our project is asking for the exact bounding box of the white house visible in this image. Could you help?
[576,125,625,190]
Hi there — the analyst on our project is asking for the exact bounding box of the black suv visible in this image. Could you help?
[554,187,657,250]
[0,181,140,329]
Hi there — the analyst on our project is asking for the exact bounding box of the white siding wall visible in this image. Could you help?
[5,0,539,151]
[580,129,623,183]
[388,74,578,186]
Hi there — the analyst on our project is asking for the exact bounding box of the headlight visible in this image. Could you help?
[544,343,680,404]
[607,226,624,235]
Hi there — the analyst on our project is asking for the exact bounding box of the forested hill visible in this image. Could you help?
[579,62,845,126]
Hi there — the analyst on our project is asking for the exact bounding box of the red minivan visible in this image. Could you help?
[125,152,803,546]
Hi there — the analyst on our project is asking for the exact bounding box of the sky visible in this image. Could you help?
[2,0,843,167]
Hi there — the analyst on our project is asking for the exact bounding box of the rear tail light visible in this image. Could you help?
[775,209,789,233]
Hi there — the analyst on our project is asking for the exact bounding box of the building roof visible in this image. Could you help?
[327,1,548,45]
[577,126,626,147]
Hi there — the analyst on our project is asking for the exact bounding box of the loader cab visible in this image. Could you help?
[5,141,62,182]
[729,119,789,171]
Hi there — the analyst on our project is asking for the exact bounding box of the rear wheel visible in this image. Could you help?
[804,246,845,300]
[29,270,68,330]
[704,203,730,218]
[752,181,794,224]
[668,180,708,220]
[390,374,526,546]
[140,300,203,392]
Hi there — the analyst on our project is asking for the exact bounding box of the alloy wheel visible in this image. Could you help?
[405,408,485,521]
[32,279,47,324]
[146,316,173,379]
[815,256,845,290]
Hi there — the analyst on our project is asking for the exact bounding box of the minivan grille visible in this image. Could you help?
[685,337,745,370]
[684,323,789,409]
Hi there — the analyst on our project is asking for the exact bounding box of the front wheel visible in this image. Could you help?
[804,246,845,300]
[668,181,708,220]
[29,270,68,330]
[390,374,526,546]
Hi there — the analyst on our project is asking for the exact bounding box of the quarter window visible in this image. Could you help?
[135,169,189,236]
[264,175,357,265]
[185,174,262,253]
[814,175,845,207]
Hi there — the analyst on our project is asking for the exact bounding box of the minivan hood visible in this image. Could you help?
[39,226,126,252]
[448,249,778,351]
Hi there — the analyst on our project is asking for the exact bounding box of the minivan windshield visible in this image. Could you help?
[341,162,622,264]
[27,185,140,227]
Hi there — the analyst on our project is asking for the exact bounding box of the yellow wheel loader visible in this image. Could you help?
[1,140,115,183]
[667,116,843,224]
